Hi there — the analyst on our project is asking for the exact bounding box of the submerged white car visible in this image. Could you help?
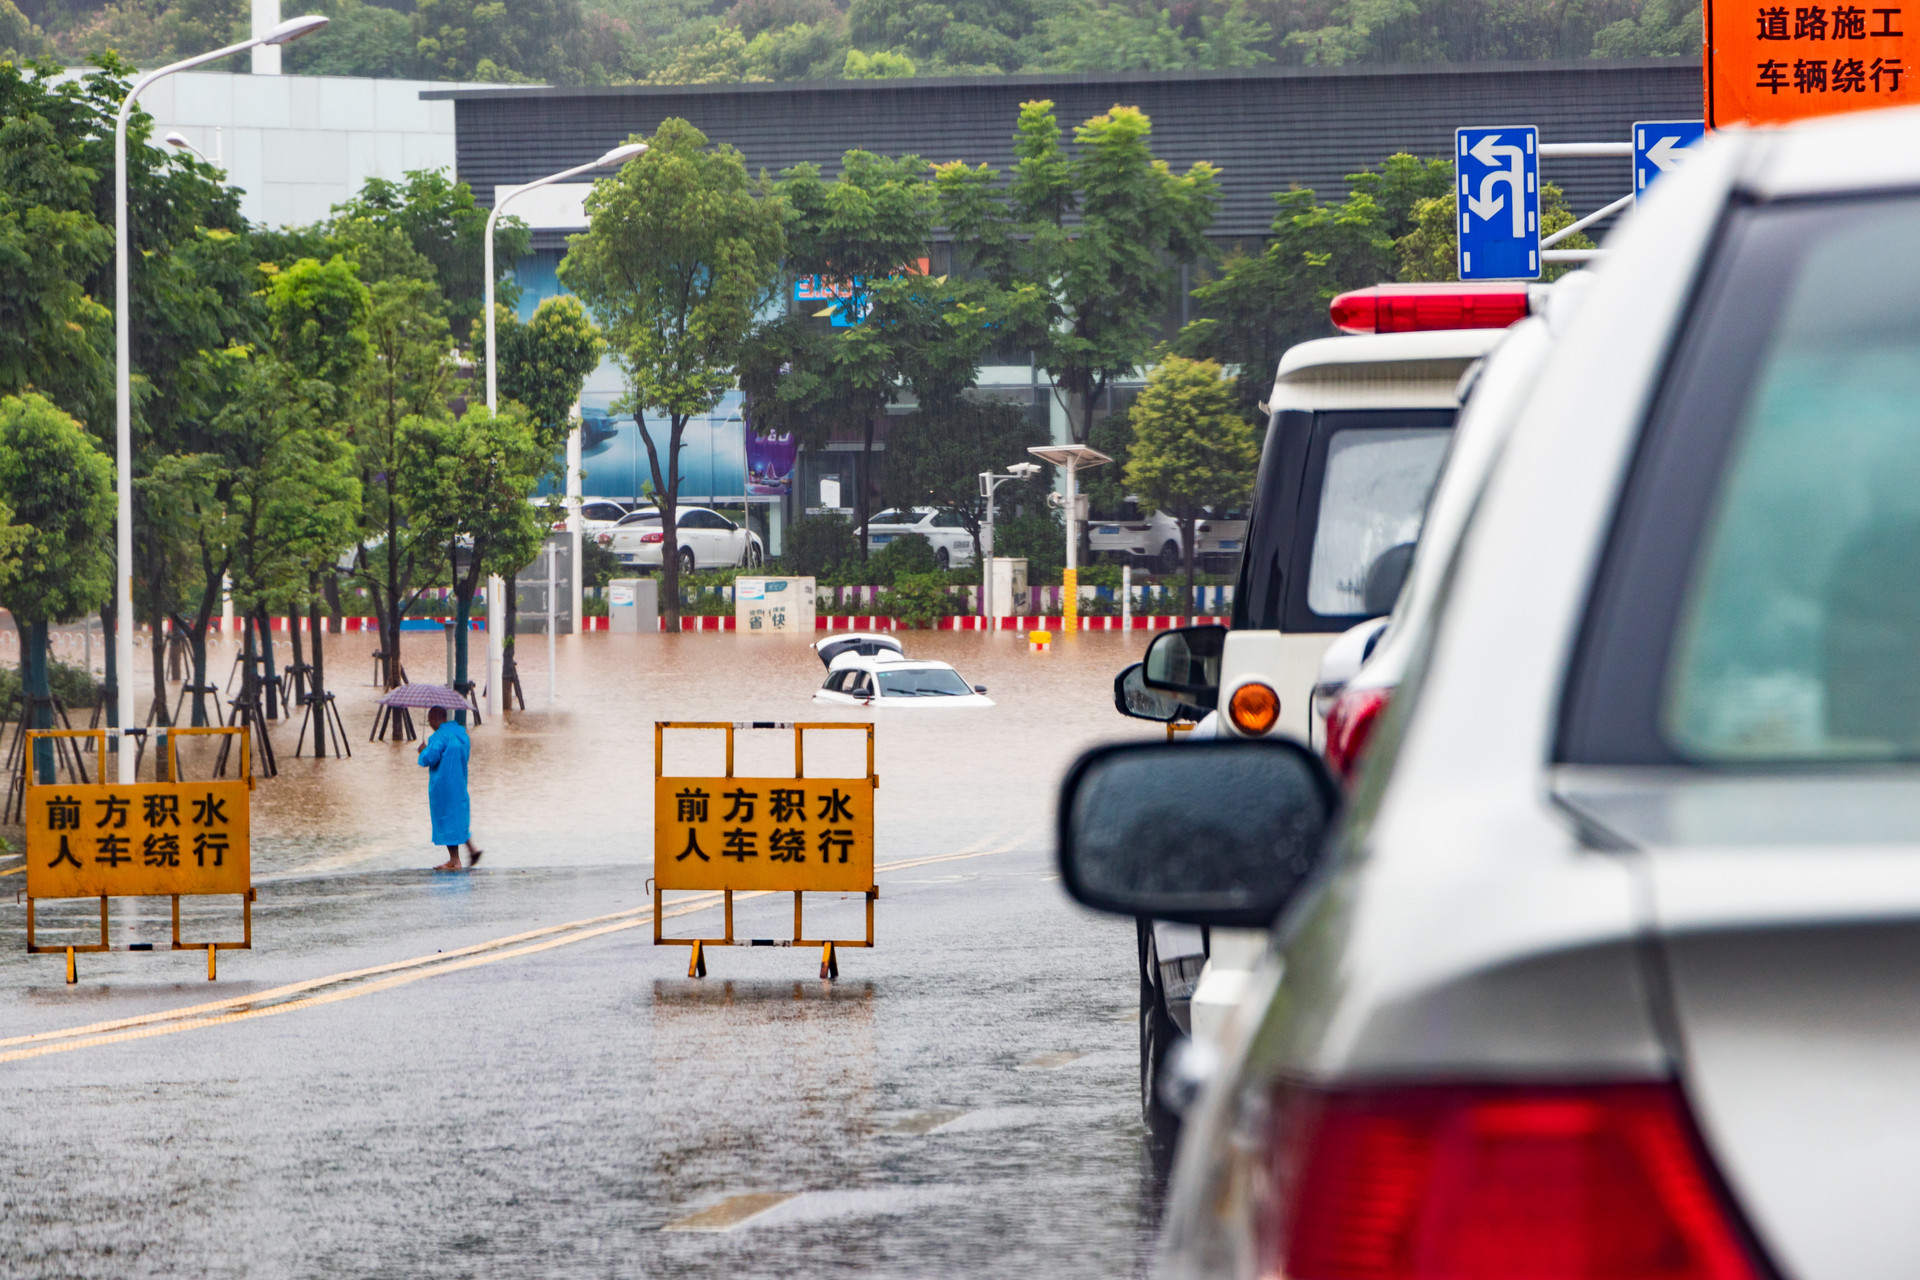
[813,649,993,707]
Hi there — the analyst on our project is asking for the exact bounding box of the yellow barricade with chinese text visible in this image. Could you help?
[654,721,875,979]
[23,728,253,982]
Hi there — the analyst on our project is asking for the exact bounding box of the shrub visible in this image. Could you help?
[992,510,1065,582]
[780,515,856,577]
[866,532,936,585]
[889,572,965,626]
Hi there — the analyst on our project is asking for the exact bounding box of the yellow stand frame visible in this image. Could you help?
[23,727,255,983]
[654,721,878,980]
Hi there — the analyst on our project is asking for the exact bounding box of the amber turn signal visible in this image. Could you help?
[1228,682,1281,736]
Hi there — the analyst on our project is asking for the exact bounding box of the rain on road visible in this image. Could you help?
[0,628,1176,1278]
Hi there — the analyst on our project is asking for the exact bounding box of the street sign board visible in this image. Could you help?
[26,779,250,899]
[1708,0,1919,126]
[1456,126,1540,281]
[1634,120,1707,197]
[655,775,873,892]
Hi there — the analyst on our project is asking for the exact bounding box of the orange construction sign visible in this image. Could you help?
[1708,0,1920,125]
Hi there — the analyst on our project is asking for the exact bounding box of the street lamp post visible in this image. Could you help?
[114,14,328,784]
[481,142,646,718]
[977,462,1041,626]
[1027,444,1112,635]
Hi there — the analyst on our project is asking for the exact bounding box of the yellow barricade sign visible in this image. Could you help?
[26,779,249,899]
[653,721,877,979]
[22,728,255,982]
[654,777,872,893]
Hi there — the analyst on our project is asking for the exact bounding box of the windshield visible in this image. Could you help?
[876,668,975,697]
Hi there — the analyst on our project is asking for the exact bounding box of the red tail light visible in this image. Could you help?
[1324,686,1391,783]
[1259,1082,1763,1280]
[551,519,568,531]
[640,531,664,544]
[1330,284,1533,335]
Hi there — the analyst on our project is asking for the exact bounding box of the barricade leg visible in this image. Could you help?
[688,939,707,979]
[65,945,75,984]
[820,940,837,981]
[207,942,216,982]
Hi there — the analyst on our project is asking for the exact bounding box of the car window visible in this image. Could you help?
[583,504,624,521]
[618,511,661,527]
[877,668,974,697]
[870,509,907,526]
[823,670,850,692]
[1560,195,1920,766]
[932,510,965,528]
[1667,204,1920,761]
[678,510,710,528]
[1305,427,1452,617]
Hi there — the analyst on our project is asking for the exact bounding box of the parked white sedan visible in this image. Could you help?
[860,507,975,569]
[596,506,765,573]
[814,651,993,707]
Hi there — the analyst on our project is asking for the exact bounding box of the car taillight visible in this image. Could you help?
[1324,686,1391,783]
[640,531,664,544]
[595,532,612,546]
[1258,1081,1763,1280]
[552,519,568,531]
[1330,283,1533,334]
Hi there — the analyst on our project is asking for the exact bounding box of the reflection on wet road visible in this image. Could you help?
[0,629,1175,1278]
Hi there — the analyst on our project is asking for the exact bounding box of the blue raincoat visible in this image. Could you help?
[418,720,471,845]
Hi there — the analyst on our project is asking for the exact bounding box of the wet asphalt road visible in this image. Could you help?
[0,629,1173,1278]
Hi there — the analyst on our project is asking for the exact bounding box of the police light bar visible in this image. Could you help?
[1329,283,1542,335]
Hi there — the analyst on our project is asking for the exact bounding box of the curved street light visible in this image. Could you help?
[480,141,646,717]
[113,15,329,781]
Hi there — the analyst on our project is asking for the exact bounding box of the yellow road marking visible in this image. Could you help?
[661,1193,795,1232]
[1,832,1038,1065]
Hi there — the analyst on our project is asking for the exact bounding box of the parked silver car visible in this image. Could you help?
[1060,106,1920,1280]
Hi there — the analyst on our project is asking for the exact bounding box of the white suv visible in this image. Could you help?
[1063,106,1920,1280]
[860,507,975,569]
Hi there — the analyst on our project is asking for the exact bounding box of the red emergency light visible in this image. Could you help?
[1330,283,1536,335]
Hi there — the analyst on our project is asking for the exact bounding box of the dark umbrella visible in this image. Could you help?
[379,683,473,710]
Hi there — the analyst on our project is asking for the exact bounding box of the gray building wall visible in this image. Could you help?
[430,61,1702,242]
[126,71,482,227]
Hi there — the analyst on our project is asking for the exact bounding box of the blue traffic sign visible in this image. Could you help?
[1633,120,1705,199]
[1456,126,1539,281]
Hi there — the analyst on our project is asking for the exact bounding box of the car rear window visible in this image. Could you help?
[1306,427,1453,617]
[1561,194,1920,765]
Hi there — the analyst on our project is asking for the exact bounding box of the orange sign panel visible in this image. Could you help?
[1709,0,1919,125]
[25,780,250,899]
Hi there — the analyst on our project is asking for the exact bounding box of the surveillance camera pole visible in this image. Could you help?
[978,464,1040,626]
[1027,445,1111,635]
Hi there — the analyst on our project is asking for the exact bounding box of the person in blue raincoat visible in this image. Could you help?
[418,706,481,870]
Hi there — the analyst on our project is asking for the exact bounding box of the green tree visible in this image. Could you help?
[1037,0,1273,70]
[341,225,458,688]
[413,0,596,82]
[0,393,110,776]
[284,0,417,77]
[1396,178,1593,282]
[1176,153,1455,417]
[880,398,1047,565]
[332,169,528,341]
[476,292,602,683]
[955,100,1218,445]
[396,404,547,710]
[561,119,785,630]
[1125,356,1258,594]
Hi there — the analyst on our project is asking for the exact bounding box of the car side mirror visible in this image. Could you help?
[1057,739,1338,928]
[973,685,987,694]
[1141,624,1227,710]
[1113,662,1183,722]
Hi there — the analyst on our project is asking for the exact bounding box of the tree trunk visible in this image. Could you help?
[149,589,170,728]
[309,594,327,759]
[503,570,519,688]
[187,625,209,728]
[453,583,472,727]
[857,413,874,563]
[255,607,280,720]
[99,603,116,730]
[287,607,307,708]
[1181,513,1198,605]
[22,617,51,784]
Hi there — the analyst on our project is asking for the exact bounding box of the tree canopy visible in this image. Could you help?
[27,0,1699,82]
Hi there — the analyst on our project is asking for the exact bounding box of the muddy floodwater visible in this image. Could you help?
[1,626,1187,1279]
